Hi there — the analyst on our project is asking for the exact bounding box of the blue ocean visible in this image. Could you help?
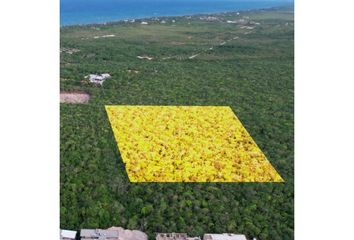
[60,0,293,26]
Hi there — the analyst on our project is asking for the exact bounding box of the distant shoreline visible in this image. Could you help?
[60,4,293,28]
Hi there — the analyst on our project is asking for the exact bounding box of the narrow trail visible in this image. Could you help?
[162,29,254,61]
[188,53,200,59]
[136,26,255,61]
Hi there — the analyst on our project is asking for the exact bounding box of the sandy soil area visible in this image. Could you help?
[60,92,90,104]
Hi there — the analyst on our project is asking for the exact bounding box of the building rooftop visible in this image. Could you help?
[156,233,202,240]
[80,229,119,240]
[60,229,77,239]
[157,233,188,240]
[203,233,247,240]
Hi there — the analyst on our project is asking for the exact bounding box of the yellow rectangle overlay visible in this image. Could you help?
[106,105,283,182]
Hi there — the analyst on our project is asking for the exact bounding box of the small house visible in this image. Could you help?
[80,229,119,240]
[60,229,77,240]
[203,233,247,240]
[86,73,111,85]
[156,233,201,240]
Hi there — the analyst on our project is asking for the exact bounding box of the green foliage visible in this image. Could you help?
[60,8,294,240]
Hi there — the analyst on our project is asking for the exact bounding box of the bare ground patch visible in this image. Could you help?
[60,92,90,104]
[169,41,185,45]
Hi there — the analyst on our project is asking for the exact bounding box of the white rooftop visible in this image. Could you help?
[60,229,77,239]
[204,234,247,240]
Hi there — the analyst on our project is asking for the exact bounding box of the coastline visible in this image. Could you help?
[60,4,293,28]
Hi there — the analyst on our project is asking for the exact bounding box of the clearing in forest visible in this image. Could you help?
[60,92,90,104]
[106,105,283,182]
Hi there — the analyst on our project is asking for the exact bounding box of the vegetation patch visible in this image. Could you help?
[106,105,282,182]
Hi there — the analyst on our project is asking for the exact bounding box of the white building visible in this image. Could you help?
[203,233,247,240]
[141,21,148,25]
[60,229,77,240]
[85,73,111,85]
[81,229,119,240]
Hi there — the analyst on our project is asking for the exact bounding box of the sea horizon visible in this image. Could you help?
[60,0,293,26]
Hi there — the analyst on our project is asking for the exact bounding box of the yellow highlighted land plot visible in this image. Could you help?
[105,105,283,182]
